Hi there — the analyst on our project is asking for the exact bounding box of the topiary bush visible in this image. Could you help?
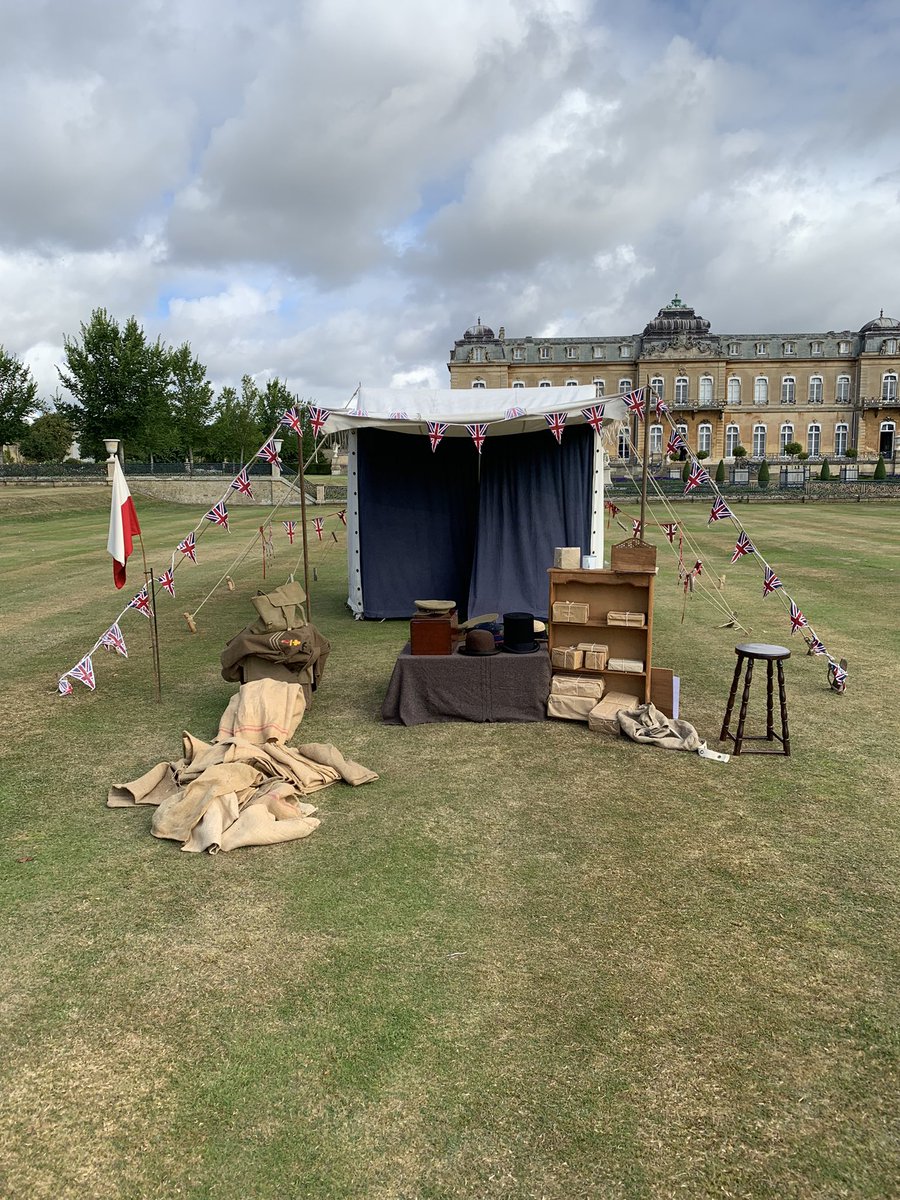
[757,460,770,489]
[874,454,887,480]
[715,459,725,483]
[820,457,831,480]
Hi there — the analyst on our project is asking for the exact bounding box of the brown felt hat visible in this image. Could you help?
[457,629,499,656]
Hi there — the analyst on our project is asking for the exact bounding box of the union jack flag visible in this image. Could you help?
[730,531,755,563]
[204,501,229,531]
[280,406,303,434]
[692,560,703,577]
[58,676,73,696]
[355,405,368,418]
[762,566,782,596]
[258,438,282,466]
[623,387,646,419]
[606,500,621,517]
[427,421,447,452]
[313,517,324,540]
[157,567,176,597]
[545,411,567,444]
[581,404,606,434]
[504,406,525,420]
[789,600,808,634]
[308,406,329,437]
[466,423,488,454]
[829,660,848,690]
[661,522,679,543]
[283,520,296,543]
[806,635,827,656]
[71,654,96,691]
[100,622,128,657]
[389,410,409,421]
[231,469,253,497]
[684,461,708,494]
[337,509,347,526]
[665,432,685,457]
[632,518,643,537]
[177,532,197,562]
[128,586,152,619]
[708,495,733,524]
[655,393,669,419]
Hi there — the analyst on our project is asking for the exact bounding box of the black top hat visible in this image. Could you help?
[501,612,540,654]
[458,628,499,656]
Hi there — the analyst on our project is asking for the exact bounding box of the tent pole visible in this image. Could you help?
[590,427,604,563]
[297,422,312,623]
[639,381,652,540]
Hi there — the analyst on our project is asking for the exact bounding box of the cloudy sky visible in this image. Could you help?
[3,0,900,405]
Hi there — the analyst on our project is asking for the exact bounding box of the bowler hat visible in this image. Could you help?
[458,628,499,656]
[501,612,540,654]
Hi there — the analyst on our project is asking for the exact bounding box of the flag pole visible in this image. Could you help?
[639,382,652,540]
[137,533,162,702]
[297,421,312,624]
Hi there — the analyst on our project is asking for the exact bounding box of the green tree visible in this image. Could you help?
[758,459,770,489]
[19,411,74,462]
[714,458,725,483]
[733,445,747,459]
[820,457,831,480]
[783,441,803,458]
[873,454,887,480]
[208,383,261,464]
[169,343,215,467]
[681,459,690,483]
[0,346,41,447]
[57,309,175,461]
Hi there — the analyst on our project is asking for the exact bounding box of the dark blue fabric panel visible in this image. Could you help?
[467,425,592,620]
[357,428,479,619]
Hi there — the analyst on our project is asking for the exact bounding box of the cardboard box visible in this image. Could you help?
[553,546,581,569]
[587,690,641,734]
[551,676,605,700]
[584,650,609,671]
[547,693,596,722]
[552,600,590,624]
[551,647,583,670]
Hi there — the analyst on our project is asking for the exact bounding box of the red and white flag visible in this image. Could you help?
[107,457,142,589]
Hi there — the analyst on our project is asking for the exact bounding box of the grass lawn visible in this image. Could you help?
[0,488,898,1200]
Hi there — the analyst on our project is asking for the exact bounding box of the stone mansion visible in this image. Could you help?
[447,297,899,467]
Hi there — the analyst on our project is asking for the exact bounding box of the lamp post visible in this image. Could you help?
[103,438,120,485]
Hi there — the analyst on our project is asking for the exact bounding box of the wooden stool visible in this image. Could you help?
[720,643,791,756]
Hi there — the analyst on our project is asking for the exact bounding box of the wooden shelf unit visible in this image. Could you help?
[547,567,656,702]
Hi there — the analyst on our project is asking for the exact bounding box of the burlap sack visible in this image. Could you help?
[588,691,642,734]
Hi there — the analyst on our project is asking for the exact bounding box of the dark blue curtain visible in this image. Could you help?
[467,425,592,619]
[357,428,480,619]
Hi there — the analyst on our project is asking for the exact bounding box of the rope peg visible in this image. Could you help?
[226,576,235,592]
[183,612,198,634]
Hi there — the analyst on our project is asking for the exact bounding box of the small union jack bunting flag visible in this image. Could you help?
[280,406,303,434]
[504,406,525,420]
[283,520,296,543]
[545,412,567,444]
[355,404,368,417]
[337,509,347,526]
[693,560,703,577]
[684,461,708,494]
[388,410,409,421]
[308,406,329,437]
[806,635,827,656]
[100,622,128,657]
[231,468,253,498]
[177,532,197,562]
[128,586,152,619]
[661,522,679,543]
[71,654,96,691]
[829,660,848,690]
[606,500,621,517]
[665,432,684,457]
[580,404,605,433]
[427,421,447,452]
[655,393,669,419]
[762,566,782,596]
[623,387,646,419]
[789,600,808,635]
[708,495,733,524]
[730,531,755,563]
[157,567,176,597]
[258,438,282,466]
[205,501,229,531]
[313,517,324,540]
[466,423,488,454]
[58,676,73,696]
[632,518,643,537]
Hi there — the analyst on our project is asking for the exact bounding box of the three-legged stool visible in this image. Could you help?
[720,643,791,756]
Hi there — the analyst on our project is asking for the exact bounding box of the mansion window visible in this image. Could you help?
[728,342,741,356]
[836,375,851,403]
[592,345,604,359]
[617,428,631,458]
[755,342,768,356]
[539,379,551,387]
[838,341,851,355]
[539,346,551,360]
[698,423,712,454]
[619,344,632,358]
[752,424,767,458]
[565,346,578,359]
[834,423,849,457]
[674,376,689,405]
[593,379,605,396]
[781,376,796,405]
[754,377,769,405]
[649,376,663,401]
[649,424,663,455]
[882,372,897,401]
[565,379,578,387]
[725,424,741,456]
[811,341,823,356]
[512,380,525,388]
[727,377,741,405]
[512,346,524,361]
[808,376,823,403]
[884,338,898,354]
[807,423,821,457]
[699,376,714,403]
[619,378,633,394]
[472,379,486,388]
[472,347,484,363]
[783,342,795,355]
[780,424,794,455]
[880,421,895,457]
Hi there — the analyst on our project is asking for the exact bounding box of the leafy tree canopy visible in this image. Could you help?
[169,342,216,465]
[0,346,41,446]
[19,411,74,463]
